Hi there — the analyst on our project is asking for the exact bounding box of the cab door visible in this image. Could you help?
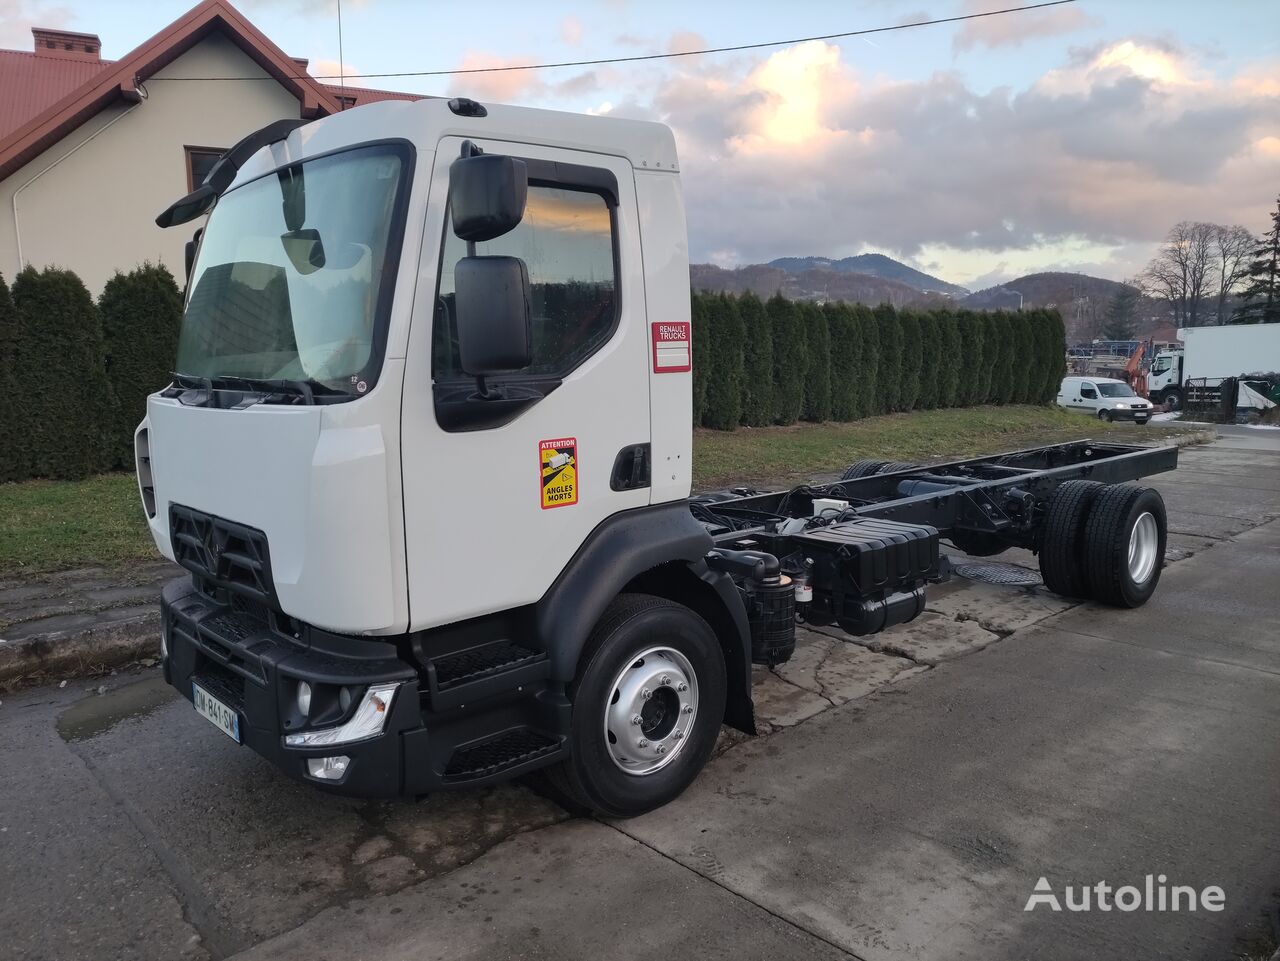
[399,138,651,630]
[1078,381,1099,411]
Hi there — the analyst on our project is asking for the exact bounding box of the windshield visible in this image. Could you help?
[176,143,409,398]
[1098,382,1137,397]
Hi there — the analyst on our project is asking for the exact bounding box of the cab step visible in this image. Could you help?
[424,640,550,711]
[443,727,564,784]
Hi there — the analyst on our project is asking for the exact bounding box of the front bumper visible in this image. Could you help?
[1107,408,1152,422]
[161,576,421,797]
[161,576,568,797]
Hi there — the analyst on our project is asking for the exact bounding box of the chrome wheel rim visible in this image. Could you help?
[1128,512,1159,584]
[603,647,698,775]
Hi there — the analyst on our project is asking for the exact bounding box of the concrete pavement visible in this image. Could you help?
[2,428,1277,961]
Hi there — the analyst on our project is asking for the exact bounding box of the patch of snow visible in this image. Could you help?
[1246,424,1280,431]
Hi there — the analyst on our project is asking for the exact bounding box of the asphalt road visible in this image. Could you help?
[2,426,1278,961]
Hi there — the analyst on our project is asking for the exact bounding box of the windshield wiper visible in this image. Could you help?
[209,375,319,405]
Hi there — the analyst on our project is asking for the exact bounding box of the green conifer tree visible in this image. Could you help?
[737,291,774,426]
[874,303,902,413]
[11,266,115,479]
[800,302,832,422]
[100,263,183,469]
[768,293,806,424]
[702,294,745,430]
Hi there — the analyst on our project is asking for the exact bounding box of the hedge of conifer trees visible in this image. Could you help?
[692,290,1066,430]
[0,263,183,482]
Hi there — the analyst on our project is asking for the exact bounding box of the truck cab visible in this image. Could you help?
[142,98,748,816]
[1147,348,1183,409]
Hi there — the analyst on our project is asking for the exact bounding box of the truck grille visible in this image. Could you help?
[170,504,278,609]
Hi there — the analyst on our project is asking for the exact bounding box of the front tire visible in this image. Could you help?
[1166,389,1183,411]
[1098,409,1112,423]
[545,594,727,818]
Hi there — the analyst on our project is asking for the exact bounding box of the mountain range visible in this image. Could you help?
[767,254,970,298]
[691,256,1159,342]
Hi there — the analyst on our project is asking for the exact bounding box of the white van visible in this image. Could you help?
[1058,376,1153,424]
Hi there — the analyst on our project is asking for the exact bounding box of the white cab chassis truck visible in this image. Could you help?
[143,98,1178,816]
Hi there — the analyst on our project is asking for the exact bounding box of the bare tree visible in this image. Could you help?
[1212,224,1254,324]
[1141,221,1219,327]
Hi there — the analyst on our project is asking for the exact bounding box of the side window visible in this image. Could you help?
[433,183,617,380]
[1080,383,1097,398]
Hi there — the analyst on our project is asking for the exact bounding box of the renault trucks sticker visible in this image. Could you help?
[540,437,578,509]
[651,321,692,373]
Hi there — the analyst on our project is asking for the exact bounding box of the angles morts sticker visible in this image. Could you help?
[539,437,578,510]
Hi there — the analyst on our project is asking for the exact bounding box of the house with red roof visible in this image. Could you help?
[0,0,424,293]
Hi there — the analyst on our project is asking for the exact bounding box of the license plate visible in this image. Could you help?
[193,683,241,743]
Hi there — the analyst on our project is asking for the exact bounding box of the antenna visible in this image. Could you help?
[336,0,345,106]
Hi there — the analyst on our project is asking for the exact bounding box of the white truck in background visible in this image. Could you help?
[1147,324,1280,410]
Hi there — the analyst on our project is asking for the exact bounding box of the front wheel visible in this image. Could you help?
[1166,389,1183,411]
[545,594,727,818]
[1098,409,1112,423]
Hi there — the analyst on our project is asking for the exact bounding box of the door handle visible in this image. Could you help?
[610,443,651,491]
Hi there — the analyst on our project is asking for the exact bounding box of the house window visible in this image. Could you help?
[184,146,225,191]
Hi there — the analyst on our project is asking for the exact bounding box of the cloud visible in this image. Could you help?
[561,15,583,47]
[0,0,74,47]
[642,38,1279,271]
[310,58,373,88]
[445,51,607,105]
[954,0,1095,51]
[240,0,372,13]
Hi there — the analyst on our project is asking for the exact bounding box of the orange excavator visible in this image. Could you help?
[1125,341,1148,398]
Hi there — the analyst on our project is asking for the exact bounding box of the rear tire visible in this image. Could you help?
[877,461,919,474]
[841,459,887,480]
[544,594,726,818]
[1038,480,1103,598]
[1082,485,1167,608]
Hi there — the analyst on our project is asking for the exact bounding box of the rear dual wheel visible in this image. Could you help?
[841,459,887,480]
[1038,482,1167,607]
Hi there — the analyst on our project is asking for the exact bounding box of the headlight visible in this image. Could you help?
[1114,403,1129,409]
[285,683,399,747]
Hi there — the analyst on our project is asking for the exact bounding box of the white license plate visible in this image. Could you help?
[193,682,241,743]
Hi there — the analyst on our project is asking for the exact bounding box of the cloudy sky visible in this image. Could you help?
[5,0,1278,289]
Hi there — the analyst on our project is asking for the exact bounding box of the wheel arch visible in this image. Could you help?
[534,502,756,735]
[622,561,756,735]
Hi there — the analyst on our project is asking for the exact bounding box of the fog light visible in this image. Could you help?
[285,683,400,747]
[306,756,350,780]
[296,681,312,716]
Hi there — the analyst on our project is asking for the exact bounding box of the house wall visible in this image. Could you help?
[0,32,303,293]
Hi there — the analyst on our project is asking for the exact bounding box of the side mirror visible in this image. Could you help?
[455,256,532,394]
[156,184,216,228]
[449,154,527,242]
[184,227,204,286]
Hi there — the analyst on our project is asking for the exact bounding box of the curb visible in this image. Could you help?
[0,611,160,689]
